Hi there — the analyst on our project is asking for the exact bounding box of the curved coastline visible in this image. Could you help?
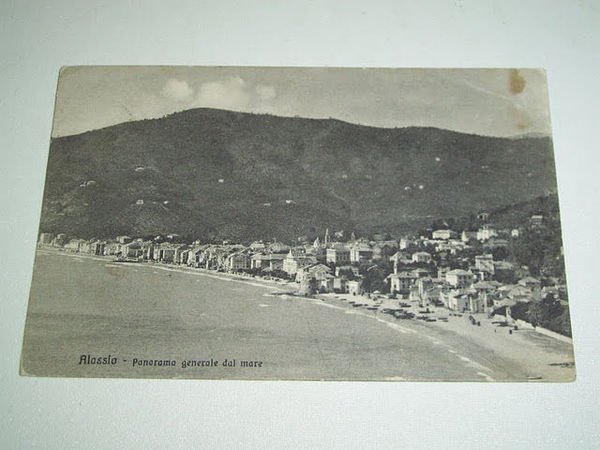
[32,247,575,381]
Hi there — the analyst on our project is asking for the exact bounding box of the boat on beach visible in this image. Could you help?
[113,256,143,263]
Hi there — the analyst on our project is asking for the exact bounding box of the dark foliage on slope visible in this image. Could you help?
[40,108,558,242]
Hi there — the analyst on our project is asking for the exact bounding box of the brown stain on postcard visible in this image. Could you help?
[515,109,532,131]
[509,69,526,94]
[509,69,529,130]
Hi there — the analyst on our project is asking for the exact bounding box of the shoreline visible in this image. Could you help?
[311,292,575,381]
[38,247,297,291]
[35,247,575,381]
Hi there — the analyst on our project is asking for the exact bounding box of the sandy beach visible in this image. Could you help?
[317,292,574,381]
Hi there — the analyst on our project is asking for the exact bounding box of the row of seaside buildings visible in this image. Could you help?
[37,215,566,317]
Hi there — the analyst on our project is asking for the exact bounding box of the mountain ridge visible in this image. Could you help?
[40,107,558,242]
[52,107,545,140]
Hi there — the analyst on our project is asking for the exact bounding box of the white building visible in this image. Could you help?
[411,251,432,264]
[349,244,373,264]
[432,229,457,240]
[326,245,351,265]
[445,269,474,288]
[477,224,497,241]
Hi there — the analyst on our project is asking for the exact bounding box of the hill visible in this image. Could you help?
[39,108,559,242]
[487,194,562,229]
[428,193,564,234]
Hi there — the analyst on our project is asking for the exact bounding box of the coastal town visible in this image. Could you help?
[19,67,576,384]
[37,210,571,338]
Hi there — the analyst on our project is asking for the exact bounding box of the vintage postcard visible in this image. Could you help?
[21,66,575,381]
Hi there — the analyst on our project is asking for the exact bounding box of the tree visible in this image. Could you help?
[491,246,509,261]
[541,293,564,322]
[526,293,565,332]
[362,266,387,293]
[550,309,572,337]
[510,302,530,322]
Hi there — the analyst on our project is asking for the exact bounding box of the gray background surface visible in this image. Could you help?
[1,0,598,448]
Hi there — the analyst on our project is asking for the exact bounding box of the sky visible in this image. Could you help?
[52,66,552,138]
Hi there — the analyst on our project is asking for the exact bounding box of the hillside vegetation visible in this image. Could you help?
[40,108,558,242]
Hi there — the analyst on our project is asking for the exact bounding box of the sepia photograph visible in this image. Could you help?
[20,66,575,381]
